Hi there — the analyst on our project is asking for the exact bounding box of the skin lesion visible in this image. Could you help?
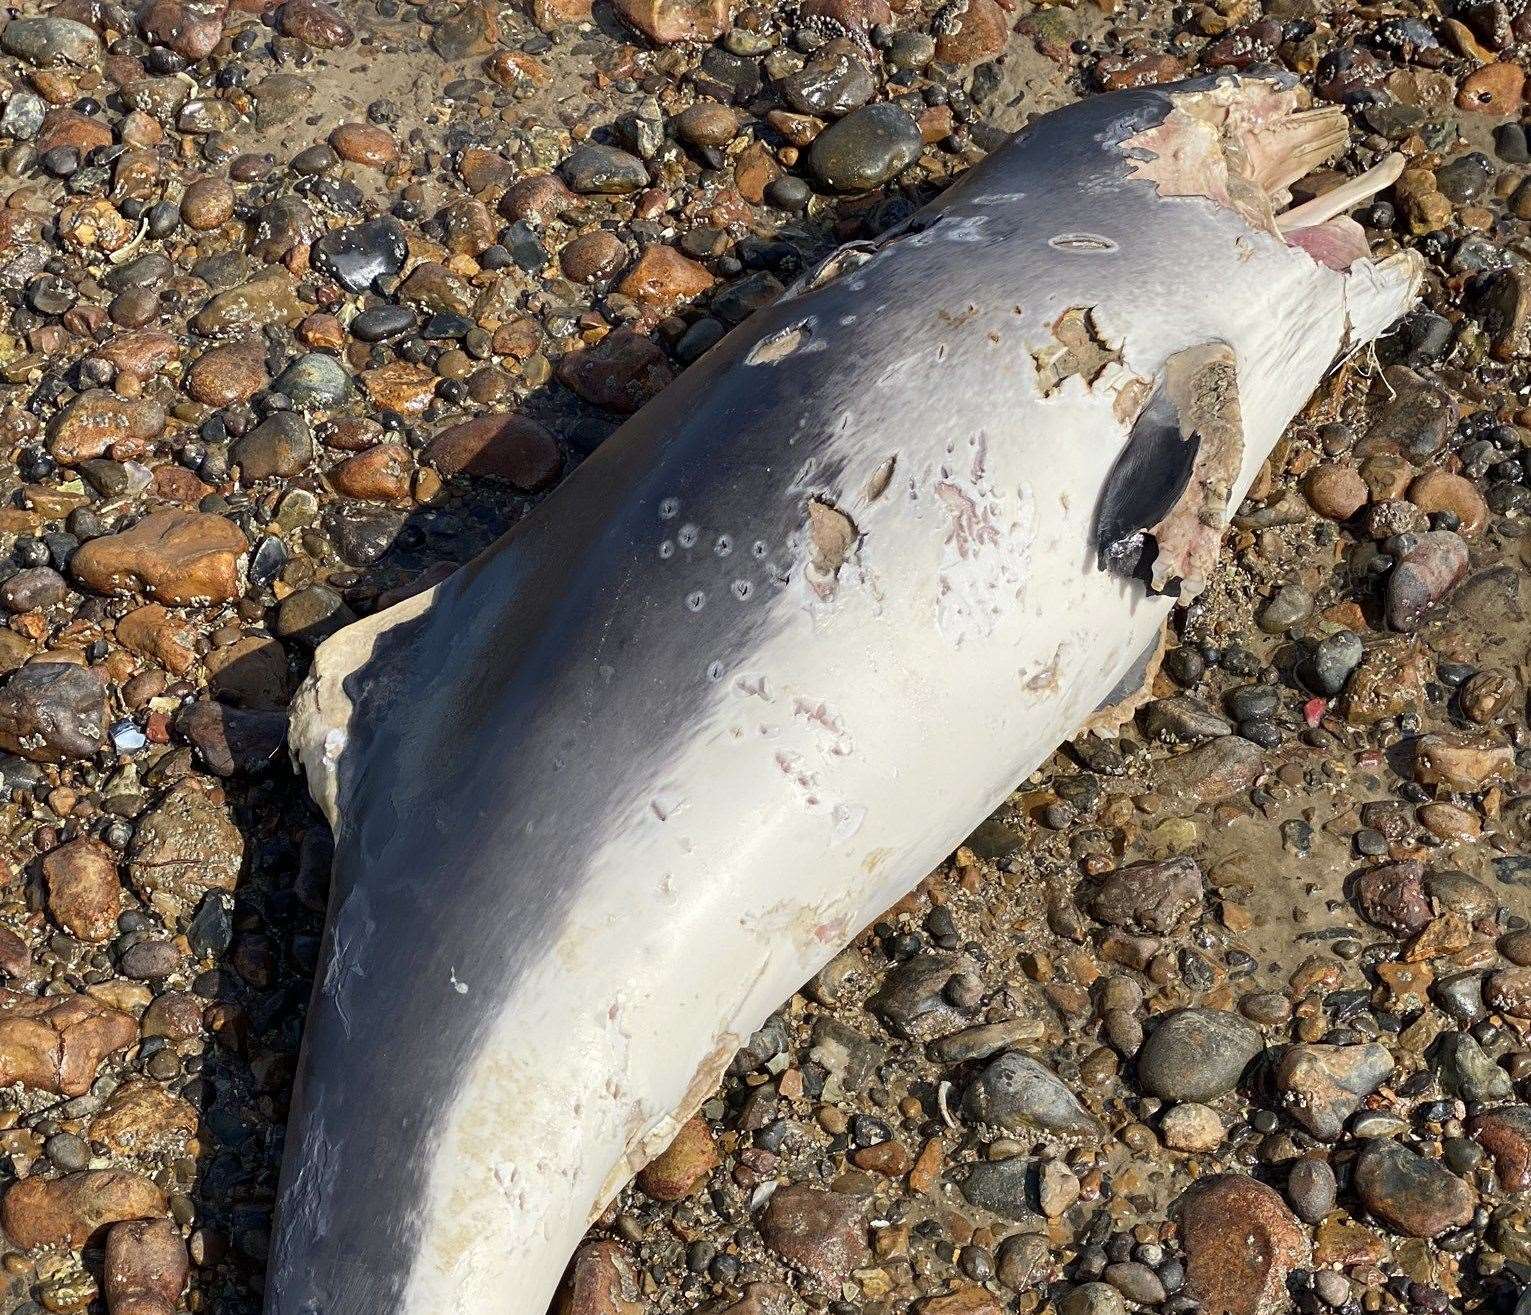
[1031,306,1122,397]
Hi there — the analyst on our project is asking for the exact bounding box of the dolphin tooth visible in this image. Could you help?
[268,73,1421,1315]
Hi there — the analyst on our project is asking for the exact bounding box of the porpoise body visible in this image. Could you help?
[271,72,1420,1315]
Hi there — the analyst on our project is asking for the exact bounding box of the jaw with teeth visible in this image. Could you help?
[1124,78,1407,274]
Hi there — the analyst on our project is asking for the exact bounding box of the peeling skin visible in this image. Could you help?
[805,498,858,598]
[1143,342,1246,601]
[1032,306,1122,397]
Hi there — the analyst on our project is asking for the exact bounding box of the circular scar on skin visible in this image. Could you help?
[1048,233,1119,253]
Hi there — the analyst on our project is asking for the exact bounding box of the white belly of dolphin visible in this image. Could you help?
[272,72,1421,1315]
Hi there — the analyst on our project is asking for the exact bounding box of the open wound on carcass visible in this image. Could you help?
[1032,306,1121,397]
[1094,342,1244,603]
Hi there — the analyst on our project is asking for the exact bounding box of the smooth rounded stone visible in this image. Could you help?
[782,47,875,117]
[1286,1158,1337,1223]
[185,340,267,407]
[1386,529,1468,631]
[44,1132,90,1173]
[231,413,314,481]
[1160,1102,1223,1152]
[1438,1033,1514,1105]
[808,103,923,192]
[274,353,351,409]
[180,177,234,230]
[1502,929,1531,966]
[311,218,409,294]
[119,938,181,980]
[636,1117,717,1201]
[757,1183,868,1289]
[560,230,627,283]
[560,144,649,194]
[1136,1008,1262,1103]
[962,1050,1099,1137]
[1,16,100,65]
[426,415,562,491]
[329,443,412,502]
[1273,1043,1394,1140]
[330,121,397,167]
[765,175,812,210]
[1408,467,1489,536]
[1304,630,1363,696]
[275,585,355,647]
[673,102,740,146]
[1435,152,1491,203]
[0,663,108,762]
[350,305,416,342]
[1257,582,1313,633]
[1104,1262,1166,1305]
[1058,1282,1126,1315]
[958,1157,1038,1222]
[1175,1175,1307,1315]
[1489,115,1531,165]
[1302,462,1367,519]
[888,29,936,69]
[0,566,67,613]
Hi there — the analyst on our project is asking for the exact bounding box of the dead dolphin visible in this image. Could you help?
[270,72,1419,1314]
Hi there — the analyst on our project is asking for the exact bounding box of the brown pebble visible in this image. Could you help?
[104,1217,188,1315]
[560,230,628,283]
[1457,61,1525,113]
[636,1117,718,1200]
[1302,463,1367,520]
[179,177,234,230]
[1407,467,1488,535]
[327,443,414,502]
[329,122,397,168]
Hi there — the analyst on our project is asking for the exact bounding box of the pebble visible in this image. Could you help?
[808,104,924,192]
[561,144,650,194]
[1176,1175,1308,1315]
[757,1184,869,1288]
[962,1051,1099,1137]
[1354,1140,1475,1236]
[1136,1008,1262,1102]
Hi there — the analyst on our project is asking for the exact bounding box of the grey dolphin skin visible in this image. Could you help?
[270,72,1420,1314]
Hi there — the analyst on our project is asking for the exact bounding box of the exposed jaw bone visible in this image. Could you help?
[1276,152,1406,231]
[1126,80,1405,272]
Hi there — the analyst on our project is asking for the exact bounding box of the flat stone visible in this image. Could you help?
[42,837,121,944]
[1354,1140,1474,1237]
[0,991,136,1096]
[757,1184,868,1288]
[128,779,244,923]
[2,1170,165,1249]
[71,511,246,605]
[427,415,562,490]
[1176,1175,1308,1315]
